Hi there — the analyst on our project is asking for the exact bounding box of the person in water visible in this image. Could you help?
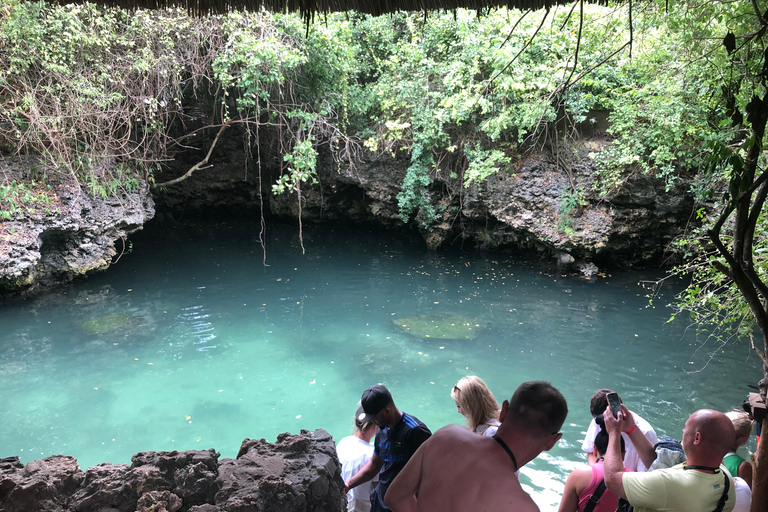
[343,384,432,512]
[559,413,632,512]
[723,410,754,489]
[384,381,567,512]
[337,411,379,512]
[451,375,501,436]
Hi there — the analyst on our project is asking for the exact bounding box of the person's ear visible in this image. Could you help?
[499,400,509,423]
[593,447,600,459]
[544,432,562,451]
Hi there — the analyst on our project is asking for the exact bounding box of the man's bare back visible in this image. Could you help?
[386,424,540,512]
[385,381,568,512]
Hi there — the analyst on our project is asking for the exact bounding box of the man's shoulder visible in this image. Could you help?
[631,412,656,434]
[401,412,431,434]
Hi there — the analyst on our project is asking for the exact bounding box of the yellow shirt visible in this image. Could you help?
[622,464,735,512]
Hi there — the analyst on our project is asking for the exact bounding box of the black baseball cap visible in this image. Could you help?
[356,384,392,423]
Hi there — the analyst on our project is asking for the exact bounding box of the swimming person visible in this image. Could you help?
[337,411,379,512]
[451,375,501,436]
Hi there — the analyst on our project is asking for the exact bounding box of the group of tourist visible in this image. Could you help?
[336,379,757,512]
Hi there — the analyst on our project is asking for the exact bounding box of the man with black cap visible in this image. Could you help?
[344,384,432,512]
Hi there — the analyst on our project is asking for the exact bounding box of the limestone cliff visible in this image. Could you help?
[0,157,154,298]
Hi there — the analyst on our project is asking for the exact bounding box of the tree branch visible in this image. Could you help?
[154,122,230,188]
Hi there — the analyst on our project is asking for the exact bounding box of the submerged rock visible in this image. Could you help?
[393,312,487,339]
[0,430,344,512]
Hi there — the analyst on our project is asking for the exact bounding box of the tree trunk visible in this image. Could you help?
[751,417,768,512]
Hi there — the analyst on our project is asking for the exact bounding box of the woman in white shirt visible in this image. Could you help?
[337,414,378,512]
[451,375,501,436]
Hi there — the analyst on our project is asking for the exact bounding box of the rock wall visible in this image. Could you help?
[0,157,154,298]
[154,133,694,269]
[0,430,345,512]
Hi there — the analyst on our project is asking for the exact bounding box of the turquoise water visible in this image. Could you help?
[0,221,761,510]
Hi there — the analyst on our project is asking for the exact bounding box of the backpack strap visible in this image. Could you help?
[584,480,607,512]
[712,473,730,512]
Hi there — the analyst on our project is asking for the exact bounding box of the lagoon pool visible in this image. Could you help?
[0,220,761,510]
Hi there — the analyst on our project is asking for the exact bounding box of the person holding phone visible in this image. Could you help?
[602,405,736,512]
[581,388,657,472]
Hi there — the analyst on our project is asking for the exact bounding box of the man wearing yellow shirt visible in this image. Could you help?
[603,405,736,512]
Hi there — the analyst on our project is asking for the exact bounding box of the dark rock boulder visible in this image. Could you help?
[0,430,344,512]
[0,455,84,511]
[215,430,344,512]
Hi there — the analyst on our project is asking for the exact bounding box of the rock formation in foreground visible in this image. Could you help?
[0,429,344,512]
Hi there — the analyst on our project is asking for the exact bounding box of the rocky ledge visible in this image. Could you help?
[0,157,154,298]
[0,429,344,512]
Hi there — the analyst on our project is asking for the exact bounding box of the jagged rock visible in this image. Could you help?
[0,156,154,298]
[215,430,345,512]
[136,490,183,512]
[0,455,84,512]
[0,431,343,512]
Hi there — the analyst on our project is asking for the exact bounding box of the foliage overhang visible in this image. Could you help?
[47,0,580,17]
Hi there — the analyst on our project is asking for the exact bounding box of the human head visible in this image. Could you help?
[354,413,378,442]
[504,381,568,439]
[356,384,396,428]
[589,388,616,417]
[725,410,754,448]
[451,375,500,432]
[594,413,625,456]
[681,409,735,462]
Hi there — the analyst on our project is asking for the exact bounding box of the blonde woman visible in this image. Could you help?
[724,410,754,489]
[451,375,501,436]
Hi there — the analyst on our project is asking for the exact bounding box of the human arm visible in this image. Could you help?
[620,407,657,470]
[558,469,589,512]
[603,405,630,499]
[344,452,384,493]
[738,460,753,489]
[581,419,598,462]
[384,440,427,512]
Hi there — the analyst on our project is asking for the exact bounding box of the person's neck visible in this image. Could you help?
[686,453,723,472]
[354,430,367,441]
[494,427,545,468]
[387,409,403,429]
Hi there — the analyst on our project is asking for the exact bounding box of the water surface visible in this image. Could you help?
[0,221,761,510]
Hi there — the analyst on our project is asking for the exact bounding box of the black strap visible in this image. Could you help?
[584,480,607,512]
[681,465,730,512]
[492,434,518,472]
[683,464,721,472]
[712,473,730,512]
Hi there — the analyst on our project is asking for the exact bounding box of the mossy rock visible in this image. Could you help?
[392,312,486,340]
[80,313,137,335]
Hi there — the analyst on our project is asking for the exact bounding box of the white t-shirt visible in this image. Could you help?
[477,419,501,437]
[732,476,751,512]
[581,411,657,472]
[337,435,377,512]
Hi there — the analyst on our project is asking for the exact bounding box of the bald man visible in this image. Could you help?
[603,405,737,512]
[383,381,568,512]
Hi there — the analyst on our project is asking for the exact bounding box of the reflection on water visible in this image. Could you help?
[0,221,762,511]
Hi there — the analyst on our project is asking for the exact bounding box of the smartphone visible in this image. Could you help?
[607,392,622,419]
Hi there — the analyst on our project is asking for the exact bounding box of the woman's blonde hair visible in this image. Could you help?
[726,410,754,440]
[451,375,501,433]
